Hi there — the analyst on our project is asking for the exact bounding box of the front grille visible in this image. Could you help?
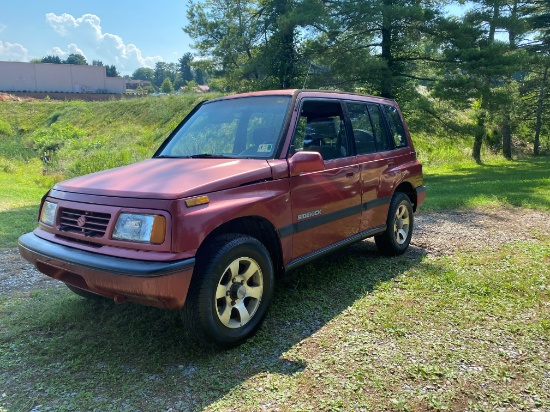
[56,234,103,248]
[59,208,111,238]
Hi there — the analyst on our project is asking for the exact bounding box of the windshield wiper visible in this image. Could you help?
[189,154,232,158]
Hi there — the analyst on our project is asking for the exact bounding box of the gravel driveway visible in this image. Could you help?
[2,208,549,296]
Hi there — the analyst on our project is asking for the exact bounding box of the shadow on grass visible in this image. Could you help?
[424,156,550,211]
[0,205,39,249]
[1,241,424,411]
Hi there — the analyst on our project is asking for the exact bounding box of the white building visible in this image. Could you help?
[0,61,125,94]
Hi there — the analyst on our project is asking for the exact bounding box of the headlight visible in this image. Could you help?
[40,201,57,226]
[112,213,166,244]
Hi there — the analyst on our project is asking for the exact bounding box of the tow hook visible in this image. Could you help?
[113,294,127,304]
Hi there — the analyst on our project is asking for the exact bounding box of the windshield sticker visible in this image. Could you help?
[258,144,273,153]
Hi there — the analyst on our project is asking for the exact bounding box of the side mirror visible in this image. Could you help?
[288,151,324,176]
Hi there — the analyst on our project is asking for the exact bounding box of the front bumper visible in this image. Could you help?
[18,232,195,309]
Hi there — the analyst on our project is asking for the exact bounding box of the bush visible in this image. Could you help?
[31,124,85,154]
[0,120,13,136]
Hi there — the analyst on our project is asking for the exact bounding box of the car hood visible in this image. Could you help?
[53,158,274,199]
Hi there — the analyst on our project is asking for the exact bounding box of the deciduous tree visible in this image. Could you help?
[64,54,87,65]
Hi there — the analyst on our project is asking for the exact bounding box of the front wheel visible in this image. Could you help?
[181,234,274,348]
[375,192,414,256]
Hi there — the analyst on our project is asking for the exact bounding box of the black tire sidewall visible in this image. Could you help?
[194,234,274,346]
[387,193,414,253]
[375,192,414,255]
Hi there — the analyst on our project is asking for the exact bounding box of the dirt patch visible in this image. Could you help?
[1,208,549,296]
[411,208,549,256]
[0,92,36,102]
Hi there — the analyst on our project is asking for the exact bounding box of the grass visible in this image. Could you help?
[1,236,548,410]
[423,156,550,211]
[0,96,549,410]
[0,159,55,248]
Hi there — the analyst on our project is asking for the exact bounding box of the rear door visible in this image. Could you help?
[345,101,398,231]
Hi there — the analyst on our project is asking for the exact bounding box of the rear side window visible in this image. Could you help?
[383,105,408,148]
[346,103,376,154]
[367,104,392,152]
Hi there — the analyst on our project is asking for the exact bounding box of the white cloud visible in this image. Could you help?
[0,40,28,61]
[49,43,88,61]
[45,12,162,73]
[0,24,6,34]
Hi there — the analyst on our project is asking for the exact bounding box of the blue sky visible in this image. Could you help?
[1,2,474,77]
[0,1,193,75]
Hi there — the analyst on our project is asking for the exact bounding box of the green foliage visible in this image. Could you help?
[132,67,155,82]
[105,64,120,77]
[30,124,85,154]
[0,95,218,180]
[0,119,13,136]
[153,62,179,88]
[179,0,549,159]
[182,80,199,93]
[40,55,62,64]
[64,53,87,65]
[179,52,194,83]
[161,77,175,93]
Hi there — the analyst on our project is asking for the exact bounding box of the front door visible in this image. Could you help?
[287,99,361,260]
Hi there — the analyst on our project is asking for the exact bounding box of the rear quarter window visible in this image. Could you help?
[383,105,408,149]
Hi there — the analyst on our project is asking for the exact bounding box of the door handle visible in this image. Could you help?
[346,171,355,177]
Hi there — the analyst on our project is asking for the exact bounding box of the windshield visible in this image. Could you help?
[156,95,292,159]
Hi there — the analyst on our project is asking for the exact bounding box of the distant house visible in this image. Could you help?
[180,84,210,93]
[0,61,125,94]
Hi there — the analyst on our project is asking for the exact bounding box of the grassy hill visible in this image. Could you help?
[0,93,547,249]
[0,94,218,178]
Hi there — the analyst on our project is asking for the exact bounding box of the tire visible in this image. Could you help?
[66,284,106,301]
[181,234,274,348]
[375,192,414,256]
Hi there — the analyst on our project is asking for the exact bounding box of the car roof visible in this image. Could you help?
[208,89,397,106]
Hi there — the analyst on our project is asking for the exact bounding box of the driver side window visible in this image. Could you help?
[290,100,350,161]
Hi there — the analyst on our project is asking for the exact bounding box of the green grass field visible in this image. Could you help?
[0,96,549,411]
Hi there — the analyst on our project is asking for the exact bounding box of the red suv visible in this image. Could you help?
[19,90,425,347]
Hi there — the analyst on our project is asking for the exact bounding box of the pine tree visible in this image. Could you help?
[161,77,174,93]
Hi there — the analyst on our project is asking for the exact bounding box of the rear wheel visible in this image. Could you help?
[181,234,274,348]
[375,192,414,256]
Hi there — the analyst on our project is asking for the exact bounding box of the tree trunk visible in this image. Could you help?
[380,0,394,98]
[488,0,500,43]
[502,112,512,159]
[508,0,518,49]
[472,98,489,164]
[270,0,297,89]
[473,109,486,164]
[534,65,548,156]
